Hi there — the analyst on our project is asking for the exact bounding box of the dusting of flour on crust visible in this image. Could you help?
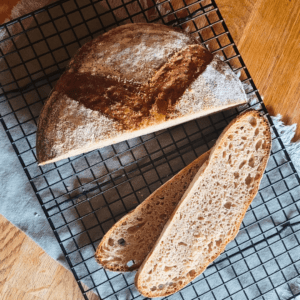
[51,94,118,156]
[175,56,246,116]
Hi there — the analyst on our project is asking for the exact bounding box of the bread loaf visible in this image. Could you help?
[95,150,210,271]
[37,23,247,165]
[135,110,271,297]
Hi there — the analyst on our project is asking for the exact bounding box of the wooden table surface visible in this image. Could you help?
[1,0,300,299]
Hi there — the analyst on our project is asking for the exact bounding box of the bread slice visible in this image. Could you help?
[135,110,271,297]
[95,150,210,271]
[36,23,247,165]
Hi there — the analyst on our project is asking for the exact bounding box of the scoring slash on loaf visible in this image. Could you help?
[36,23,247,165]
[135,110,271,297]
[95,151,210,271]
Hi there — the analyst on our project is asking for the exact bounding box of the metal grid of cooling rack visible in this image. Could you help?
[1,0,300,299]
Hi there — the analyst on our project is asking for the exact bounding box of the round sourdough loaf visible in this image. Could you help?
[37,23,247,165]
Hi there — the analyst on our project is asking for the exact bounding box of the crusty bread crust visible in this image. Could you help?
[135,110,272,297]
[36,23,247,165]
[95,150,210,271]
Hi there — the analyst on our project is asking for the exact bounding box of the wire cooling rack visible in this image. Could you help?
[1,0,300,299]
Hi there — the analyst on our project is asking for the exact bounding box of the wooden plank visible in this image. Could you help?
[1,231,59,299]
[236,0,300,140]
[0,215,99,300]
[0,215,26,295]
[215,0,260,44]
[0,285,42,300]
[45,266,99,300]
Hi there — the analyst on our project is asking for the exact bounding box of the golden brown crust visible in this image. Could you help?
[54,45,213,131]
[36,23,247,165]
[135,110,272,297]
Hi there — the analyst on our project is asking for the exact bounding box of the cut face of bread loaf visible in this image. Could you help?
[95,151,210,271]
[135,110,271,297]
[36,23,247,165]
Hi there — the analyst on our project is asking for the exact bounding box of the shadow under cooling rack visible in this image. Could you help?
[1,0,300,299]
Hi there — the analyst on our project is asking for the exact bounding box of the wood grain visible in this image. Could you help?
[0,215,99,300]
[215,0,260,44]
[235,0,300,141]
[0,0,300,299]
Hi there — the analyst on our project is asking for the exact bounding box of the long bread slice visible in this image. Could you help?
[95,150,210,271]
[135,110,271,297]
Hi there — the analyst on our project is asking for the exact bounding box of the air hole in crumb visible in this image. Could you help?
[228,134,233,140]
[229,143,233,150]
[137,217,143,221]
[224,202,232,209]
[245,174,253,186]
[110,257,122,262]
[208,242,213,252]
[188,269,196,277]
[164,266,175,272]
[255,140,262,151]
[126,260,135,267]
[262,141,268,149]
[108,238,114,246]
[198,216,204,220]
[223,151,226,158]
[248,156,255,168]
[241,136,247,140]
[178,242,187,246]
[160,214,167,219]
[215,239,222,247]
[254,128,259,136]
[234,172,239,179]
[239,161,247,169]
[193,232,202,238]
[150,286,157,291]
[249,116,257,127]
[228,154,232,162]
[127,222,146,234]
[118,238,126,246]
